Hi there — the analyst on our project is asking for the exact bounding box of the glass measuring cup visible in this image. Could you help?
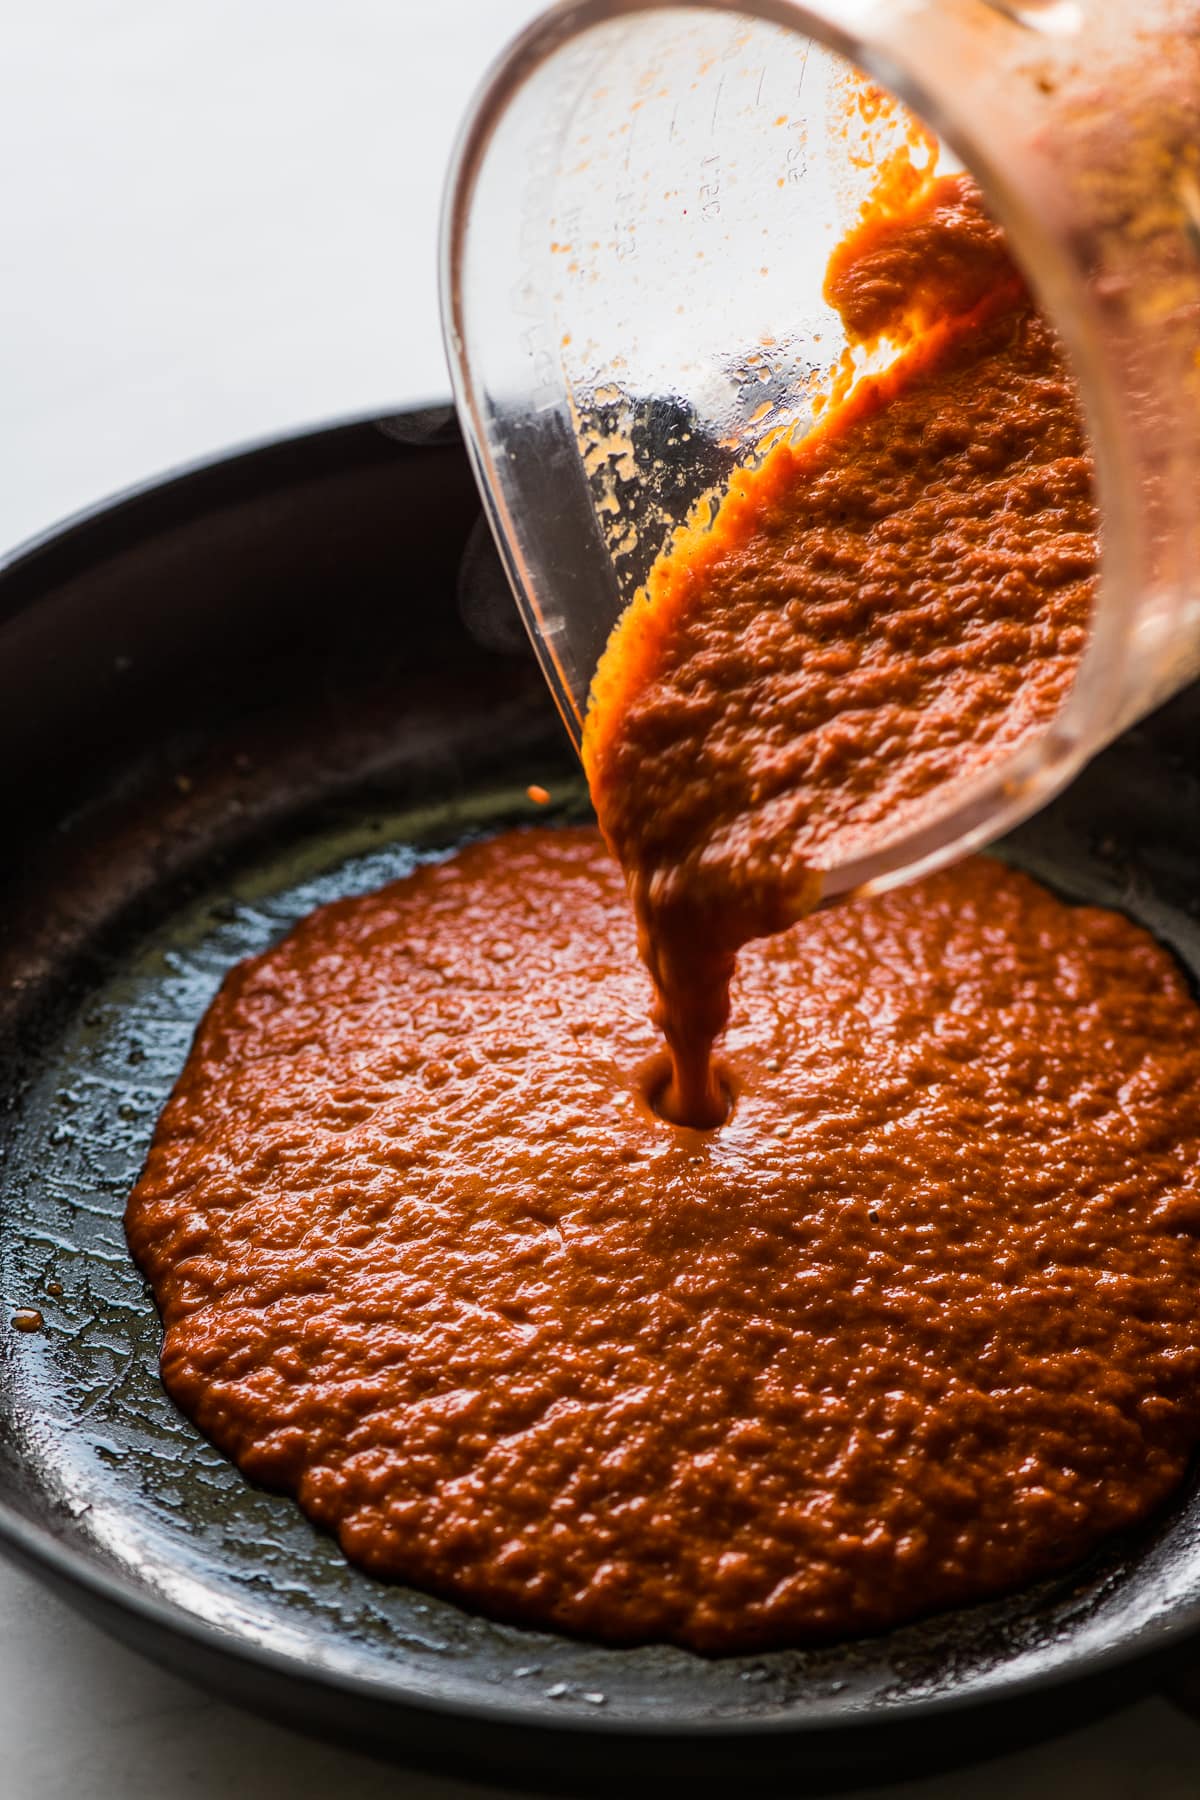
[441,0,1200,904]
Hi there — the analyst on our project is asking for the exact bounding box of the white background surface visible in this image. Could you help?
[1,0,541,552]
[4,4,1200,1795]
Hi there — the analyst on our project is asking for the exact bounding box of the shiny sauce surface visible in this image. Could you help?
[127,831,1200,1650]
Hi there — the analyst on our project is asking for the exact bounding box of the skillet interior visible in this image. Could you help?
[2,410,1200,1795]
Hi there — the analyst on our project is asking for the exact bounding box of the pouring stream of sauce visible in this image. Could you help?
[583,172,1095,1125]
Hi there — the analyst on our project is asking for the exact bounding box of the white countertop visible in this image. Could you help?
[0,0,538,553]
[4,5,1200,1794]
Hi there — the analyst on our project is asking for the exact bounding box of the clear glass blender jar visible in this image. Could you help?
[441,0,1200,904]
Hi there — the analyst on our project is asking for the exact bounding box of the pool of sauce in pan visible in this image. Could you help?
[127,831,1200,1650]
[126,145,1200,1650]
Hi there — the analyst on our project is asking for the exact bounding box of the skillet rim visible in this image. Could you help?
[2,406,1199,1764]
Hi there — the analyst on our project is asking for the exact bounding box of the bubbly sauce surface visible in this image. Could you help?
[126,830,1200,1651]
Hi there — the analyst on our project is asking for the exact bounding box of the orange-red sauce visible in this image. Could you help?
[584,175,1095,1126]
[125,163,1200,1655]
[126,830,1200,1650]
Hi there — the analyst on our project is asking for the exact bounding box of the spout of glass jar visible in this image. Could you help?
[441,0,1200,903]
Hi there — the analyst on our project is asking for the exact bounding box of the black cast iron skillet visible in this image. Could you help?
[3,407,1200,1796]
